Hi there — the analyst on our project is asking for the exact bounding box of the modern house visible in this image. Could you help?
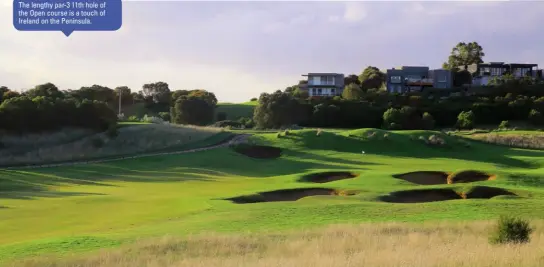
[300,73,345,97]
[386,66,453,93]
[460,62,541,86]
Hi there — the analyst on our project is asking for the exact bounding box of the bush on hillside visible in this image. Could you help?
[421,112,435,130]
[489,215,533,245]
[158,112,171,122]
[456,111,475,130]
[498,120,510,130]
[141,114,166,124]
[529,109,543,126]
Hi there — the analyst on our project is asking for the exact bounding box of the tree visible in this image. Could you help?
[253,91,303,129]
[293,87,309,99]
[344,74,360,86]
[443,42,485,70]
[453,70,473,87]
[72,85,116,106]
[382,108,403,129]
[456,110,476,129]
[142,82,171,104]
[421,112,435,130]
[188,89,217,107]
[342,83,364,100]
[171,96,214,125]
[114,86,133,106]
[25,83,63,99]
[359,66,386,91]
[171,90,191,103]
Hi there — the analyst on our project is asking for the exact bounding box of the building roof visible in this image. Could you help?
[302,73,344,76]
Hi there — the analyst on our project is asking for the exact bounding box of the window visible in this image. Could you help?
[437,75,447,82]
[390,76,401,83]
[317,88,322,95]
[490,68,503,76]
[311,88,317,95]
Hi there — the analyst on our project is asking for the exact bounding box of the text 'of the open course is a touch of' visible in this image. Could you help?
[13,0,122,36]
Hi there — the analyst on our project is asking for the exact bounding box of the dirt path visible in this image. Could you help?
[2,134,251,170]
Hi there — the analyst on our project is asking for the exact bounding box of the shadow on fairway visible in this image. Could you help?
[275,131,543,169]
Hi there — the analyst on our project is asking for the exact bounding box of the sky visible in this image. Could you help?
[1,0,544,103]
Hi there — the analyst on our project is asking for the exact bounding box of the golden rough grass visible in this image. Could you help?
[468,133,544,150]
[10,221,544,267]
[0,124,222,166]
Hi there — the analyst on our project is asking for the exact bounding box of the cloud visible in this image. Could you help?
[1,1,544,102]
[342,2,367,22]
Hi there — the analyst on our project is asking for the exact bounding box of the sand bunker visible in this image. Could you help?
[447,170,496,184]
[232,145,282,159]
[393,170,496,185]
[393,171,450,185]
[225,188,359,204]
[299,172,358,183]
[463,186,516,199]
[380,187,516,203]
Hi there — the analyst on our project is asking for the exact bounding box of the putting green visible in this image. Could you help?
[0,128,543,261]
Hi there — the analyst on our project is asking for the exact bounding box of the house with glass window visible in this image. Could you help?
[386,66,453,93]
[461,62,541,86]
[300,73,345,97]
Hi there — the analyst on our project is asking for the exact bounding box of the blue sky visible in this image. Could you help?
[1,1,544,102]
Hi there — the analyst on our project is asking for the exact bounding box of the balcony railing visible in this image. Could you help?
[308,81,335,86]
[405,78,433,85]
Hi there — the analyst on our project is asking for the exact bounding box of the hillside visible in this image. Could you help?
[1,128,543,266]
[215,101,257,121]
[0,124,228,167]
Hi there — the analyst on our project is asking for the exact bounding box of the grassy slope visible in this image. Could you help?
[0,129,543,261]
[0,124,228,167]
[215,101,257,121]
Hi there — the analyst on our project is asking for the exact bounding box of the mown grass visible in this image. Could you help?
[0,124,225,167]
[0,128,543,264]
[215,101,257,121]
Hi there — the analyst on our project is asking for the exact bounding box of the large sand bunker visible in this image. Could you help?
[299,172,358,183]
[232,145,282,159]
[379,186,516,203]
[225,188,359,204]
[393,171,450,185]
[447,170,496,184]
[393,170,496,185]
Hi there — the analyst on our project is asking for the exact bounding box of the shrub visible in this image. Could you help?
[421,112,435,130]
[489,215,533,245]
[141,114,165,124]
[158,112,171,122]
[250,98,257,102]
[529,109,543,126]
[498,120,510,130]
[427,135,446,146]
[276,132,282,138]
[456,111,475,130]
[127,115,140,122]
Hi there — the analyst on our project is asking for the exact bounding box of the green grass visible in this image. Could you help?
[0,128,543,262]
[215,101,257,121]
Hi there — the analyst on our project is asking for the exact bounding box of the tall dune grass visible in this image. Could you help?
[9,220,544,267]
[0,124,222,166]
[467,133,544,150]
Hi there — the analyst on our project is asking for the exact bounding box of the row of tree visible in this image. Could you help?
[0,82,218,134]
[253,86,544,130]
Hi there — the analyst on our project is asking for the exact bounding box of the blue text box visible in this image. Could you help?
[13,0,122,37]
